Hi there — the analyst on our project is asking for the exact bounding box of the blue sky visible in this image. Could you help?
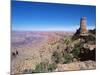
[12,1,96,31]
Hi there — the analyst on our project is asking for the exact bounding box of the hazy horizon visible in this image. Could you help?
[12,25,95,32]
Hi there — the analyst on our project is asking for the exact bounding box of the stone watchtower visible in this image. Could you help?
[80,17,88,35]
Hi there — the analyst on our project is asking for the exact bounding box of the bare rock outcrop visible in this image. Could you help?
[55,60,96,72]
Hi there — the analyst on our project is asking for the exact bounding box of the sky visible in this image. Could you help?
[11,1,96,31]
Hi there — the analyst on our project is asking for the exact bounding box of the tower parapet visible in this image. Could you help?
[80,17,88,36]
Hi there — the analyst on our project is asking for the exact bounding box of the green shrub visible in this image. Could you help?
[34,62,56,73]
[65,39,70,45]
[35,62,46,72]
[52,51,62,64]
[71,43,83,59]
[47,63,57,72]
[63,53,73,64]
[52,50,73,64]
[72,47,80,58]
[84,35,95,43]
